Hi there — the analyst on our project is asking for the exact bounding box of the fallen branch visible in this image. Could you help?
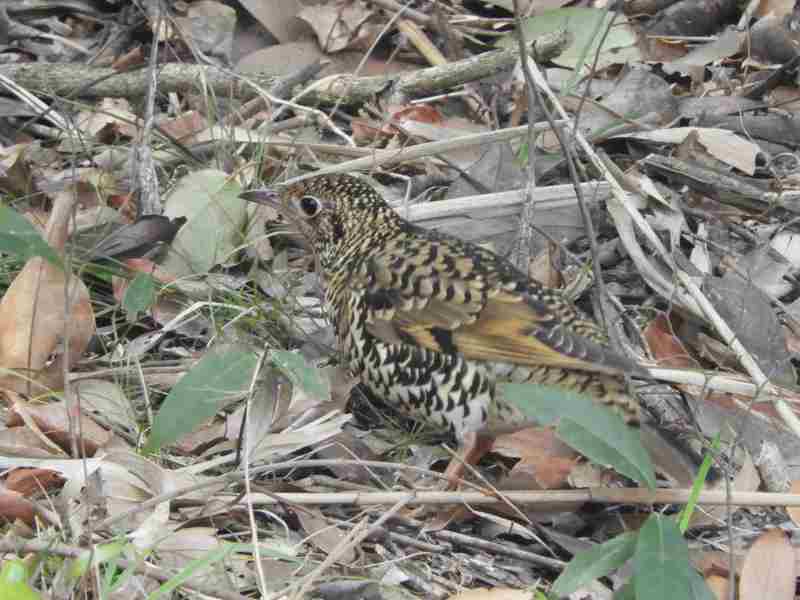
[2,31,568,106]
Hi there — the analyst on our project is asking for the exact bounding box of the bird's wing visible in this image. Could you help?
[353,241,632,376]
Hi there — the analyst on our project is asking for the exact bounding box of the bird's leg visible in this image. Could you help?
[443,432,496,489]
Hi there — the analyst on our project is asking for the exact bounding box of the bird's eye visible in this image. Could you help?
[298,195,322,217]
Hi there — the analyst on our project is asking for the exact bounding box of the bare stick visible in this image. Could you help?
[238,487,800,507]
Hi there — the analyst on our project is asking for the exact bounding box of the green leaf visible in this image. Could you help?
[144,347,259,453]
[687,568,717,600]
[552,531,638,596]
[558,418,654,490]
[501,383,655,489]
[609,537,715,600]
[614,580,635,600]
[498,8,641,80]
[0,559,42,600]
[270,350,329,401]
[0,559,30,584]
[634,515,691,600]
[225,541,298,561]
[679,433,720,533]
[161,170,248,277]
[0,579,41,600]
[122,273,156,318]
[68,541,128,579]
[0,203,62,268]
[146,543,235,600]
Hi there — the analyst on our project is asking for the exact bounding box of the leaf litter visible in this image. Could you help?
[1,0,800,598]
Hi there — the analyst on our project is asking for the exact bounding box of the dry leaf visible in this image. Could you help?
[74,98,139,142]
[706,574,732,600]
[692,549,744,578]
[297,1,376,53]
[0,189,96,394]
[643,313,697,369]
[739,528,795,600]
[528,242,562,289]
[0,144,34,195]
[493,427,578,490]
[156,111,209,143]
[5,467,63,496]
[755,0,796,18]
[0,426,63,458]
[238,0,304,43]
[73,379,138,436]
[0,484,37,526]
[154,526,251,588]
[297,508,357,564]
[8,400,113,455]
[0,259,94,393]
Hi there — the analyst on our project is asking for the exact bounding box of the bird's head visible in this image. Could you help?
[241,174,399,268]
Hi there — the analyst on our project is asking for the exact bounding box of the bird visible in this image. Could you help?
[242,174,642,484]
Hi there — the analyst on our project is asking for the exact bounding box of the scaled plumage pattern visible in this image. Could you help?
[244,174,640,451]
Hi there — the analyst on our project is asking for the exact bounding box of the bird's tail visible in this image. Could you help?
[489,365,640,429]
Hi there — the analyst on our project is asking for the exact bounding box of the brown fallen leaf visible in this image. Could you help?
[706,574,732,600]
[297,1,377,53]
[528,241,563,289]
[493,427,578,490]
[643,312,698,369]
[0,425,63,458]
[0,484,37,526]
[5,468,64,496]
[74,97,139,143]
[156,110,208,142]
[297,507,357,565]
[8,399,113,456]
[0,144,35,195]
[643,312,783,421]
[692,549,744,579]
[739,528,795,600]
[0,188,96,394]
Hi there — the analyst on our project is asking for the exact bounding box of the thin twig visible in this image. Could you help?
[283,121,565,182]
[132,5,162,215]
[518,53,800,438]
[242,350,269,598]
[517,36,611,333]
[284,495,413,600]
[511,0,539,273]
[645,366,800,403]
[92,459,482,532]
[370,0,432,25]
[675,270,800,437]
[235,487,800,507]
[422,527,565,570]
[335,518,445,553]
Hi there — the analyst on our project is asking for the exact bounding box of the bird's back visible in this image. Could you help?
[323,210,640,436]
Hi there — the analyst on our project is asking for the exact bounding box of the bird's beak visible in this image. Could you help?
[240,188,299,223]
[240,188,312,250]
[240,188,282,210]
